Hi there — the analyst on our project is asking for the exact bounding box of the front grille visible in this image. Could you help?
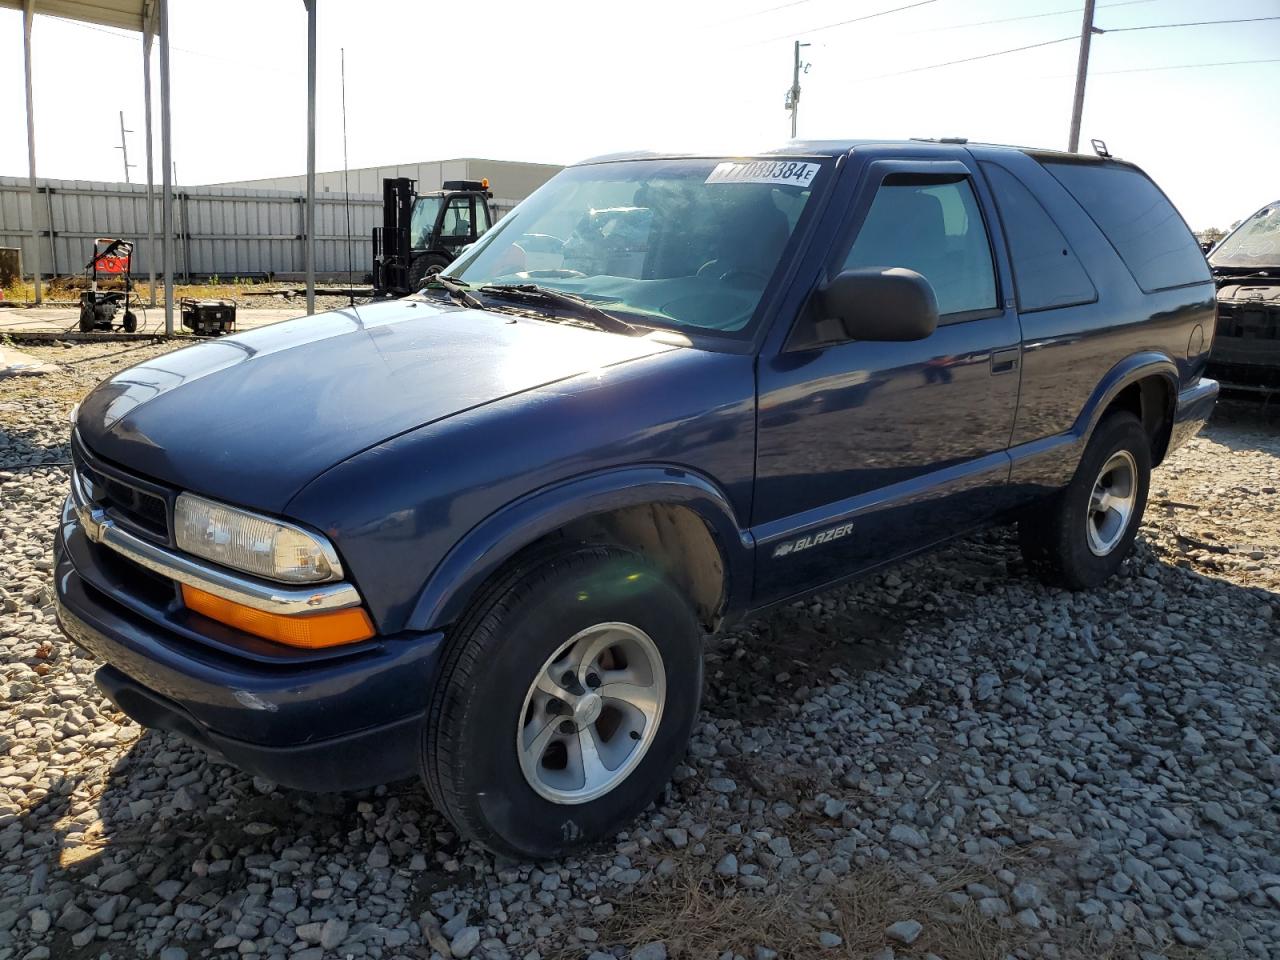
[1216,302,1280,340]
[72,441,172,543]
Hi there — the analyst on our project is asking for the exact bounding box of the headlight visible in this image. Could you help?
[174,493,342,584]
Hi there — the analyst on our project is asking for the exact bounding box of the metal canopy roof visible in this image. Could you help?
[0,0,156,33]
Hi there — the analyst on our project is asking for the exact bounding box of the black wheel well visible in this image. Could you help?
[480,504,727,633]
[1106,375,1175,465]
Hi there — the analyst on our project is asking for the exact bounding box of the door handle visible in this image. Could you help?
[990,348,1020,375]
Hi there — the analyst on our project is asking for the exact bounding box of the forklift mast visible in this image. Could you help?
[371,177,415,297]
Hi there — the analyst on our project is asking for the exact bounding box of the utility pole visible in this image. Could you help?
[787,40,811,138]
[116,111,136,183]
[1068,0,1098,153]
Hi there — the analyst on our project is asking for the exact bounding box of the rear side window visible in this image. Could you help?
[981,162,1095,312]
[1043,161,1208,293]
[843,176,997,317]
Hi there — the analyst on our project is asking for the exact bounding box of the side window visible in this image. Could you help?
[843,176,997,317]
[440,197,473,238]
[1042,161,1210,293]
[981,162,1096,312]
[473,198,491,237]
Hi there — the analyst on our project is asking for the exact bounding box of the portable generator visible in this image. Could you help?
[179,298,237,337]
[78,238,139,333]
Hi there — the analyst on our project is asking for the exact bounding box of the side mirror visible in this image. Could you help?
[817,267,939,342]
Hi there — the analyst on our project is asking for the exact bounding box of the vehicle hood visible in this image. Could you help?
[75,299,678,512]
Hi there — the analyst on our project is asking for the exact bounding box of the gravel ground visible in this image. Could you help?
[1,341,1277,960]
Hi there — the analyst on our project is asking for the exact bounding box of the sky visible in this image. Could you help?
[1,0,1277,230]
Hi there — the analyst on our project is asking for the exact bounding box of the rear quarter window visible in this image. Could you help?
[1042,161,1210,293]
[981,162,1096,312]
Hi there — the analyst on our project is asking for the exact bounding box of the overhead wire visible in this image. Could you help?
[910,0,1162,33]
[863,13,1280,79]
[752,0,938,44]
[1100,15,1280,32]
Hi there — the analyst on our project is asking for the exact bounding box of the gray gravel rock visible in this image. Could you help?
[885,919,922,945]
[2,347,1278,960]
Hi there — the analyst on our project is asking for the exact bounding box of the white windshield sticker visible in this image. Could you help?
[705,160,821,187]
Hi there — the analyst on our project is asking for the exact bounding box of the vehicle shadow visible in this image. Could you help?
[1203,396,1280,456]
[23,723,462,959]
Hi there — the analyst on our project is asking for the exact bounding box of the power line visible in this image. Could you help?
[871,33,1079,78]
[1100,15,1280,33]
[912,0,1160,34]
[1084,56,1280,76]
[729,0,826,22]
[866,13,1280,80]
[756,0,938,44]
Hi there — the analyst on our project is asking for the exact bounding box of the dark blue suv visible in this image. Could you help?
[54,141,1218,858]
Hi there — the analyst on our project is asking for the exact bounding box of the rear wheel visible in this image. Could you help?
[1019,411,1151,589]
[422,545,702,859]
[122,310,138,333]
[409,253,451,291]
[78,304,96,333]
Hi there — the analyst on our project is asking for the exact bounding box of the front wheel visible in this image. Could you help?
[421,546,702,859]
[409,253,451,291]
[1019,410,1152,590]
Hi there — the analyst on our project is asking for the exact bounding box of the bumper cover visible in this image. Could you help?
[54,503,444,791]
[1167,377,1219,455]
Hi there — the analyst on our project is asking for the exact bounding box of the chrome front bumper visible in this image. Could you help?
[70,465,362,617]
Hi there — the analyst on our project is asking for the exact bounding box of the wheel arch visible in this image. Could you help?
[1075,352,1178,465]
[405,466,753,635]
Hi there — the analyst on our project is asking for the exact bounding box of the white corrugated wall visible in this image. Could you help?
[0,176,523,279]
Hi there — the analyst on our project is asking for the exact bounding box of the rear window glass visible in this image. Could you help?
[1043,161,1209,293]
[981,162,1095,312]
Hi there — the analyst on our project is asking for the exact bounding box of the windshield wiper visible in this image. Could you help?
[423,274,484,309]
[478,284,641,336]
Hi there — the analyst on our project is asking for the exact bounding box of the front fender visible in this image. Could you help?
[405,466,754,633]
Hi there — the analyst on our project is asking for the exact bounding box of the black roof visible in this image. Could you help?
[577,139,1122,166]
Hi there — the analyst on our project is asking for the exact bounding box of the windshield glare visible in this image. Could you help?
[1210,202,1280,268]
[445,158,826,335]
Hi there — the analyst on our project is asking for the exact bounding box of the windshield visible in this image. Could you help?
[444,157,828,335]
[410,196,444,249]
[1210,201,1280,268]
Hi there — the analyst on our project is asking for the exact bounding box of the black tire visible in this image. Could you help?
[422,545,702,859]
[122,311,138,333]
[78,304,96,333]
[1019,410,1151,590]
[409,254,451,291]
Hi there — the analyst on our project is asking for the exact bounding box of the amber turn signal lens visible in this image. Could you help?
[181,585,375,649]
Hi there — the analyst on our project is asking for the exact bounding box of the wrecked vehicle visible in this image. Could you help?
[56,141,1216,859]
[1208,200,1280,394]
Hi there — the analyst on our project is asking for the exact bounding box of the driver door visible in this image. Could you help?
[752,158,1022,604]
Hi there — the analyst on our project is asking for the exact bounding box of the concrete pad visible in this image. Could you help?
[0,345,59,378]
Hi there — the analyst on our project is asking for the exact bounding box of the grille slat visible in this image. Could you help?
[73,446,171,543]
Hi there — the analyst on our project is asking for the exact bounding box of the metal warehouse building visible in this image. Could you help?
[211,158,562,205]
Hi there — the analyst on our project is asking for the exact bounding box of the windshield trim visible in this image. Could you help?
[442,155,837,353]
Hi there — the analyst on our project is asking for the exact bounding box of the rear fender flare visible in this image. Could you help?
[405,466,753,633]
[1074,351,1178,444]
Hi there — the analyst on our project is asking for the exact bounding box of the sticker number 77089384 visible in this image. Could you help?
[705,160,821,188]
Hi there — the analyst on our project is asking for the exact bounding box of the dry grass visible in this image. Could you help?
[588,841,1214,960]
[1,276,281,305]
